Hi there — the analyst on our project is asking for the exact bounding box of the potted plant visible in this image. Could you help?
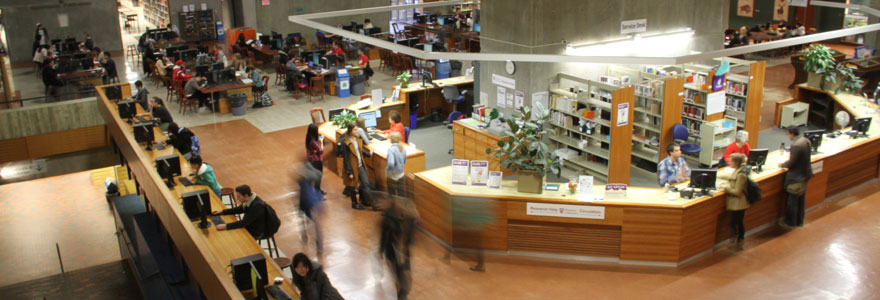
[397,71,412,88]
[835,63,864,95]
[803,44,839,90]
[330,110,358,128]
[486,102,561,194]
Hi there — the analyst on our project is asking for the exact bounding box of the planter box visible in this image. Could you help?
[807,72,841,91]
[517,170,544,194]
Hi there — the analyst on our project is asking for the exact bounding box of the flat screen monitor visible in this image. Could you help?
[117,100,137,121]
[688,168,717,195]
[165,48,180,61]
[181,189,210,220]
[359,111,378,129]
[746,148,768,173]
[852,117,872,136]
[211,62,224,71]
[259,35,271,45]
[155,154,181,187]
[803,129,824,154]
[231,253,268,294]
[272,33,282,41]
[367,27,382,35]
[133,122,155,146]
[415,14,429,24]
[179,49,198,62]
[328,108,344,120]
[218,69,236,84]
[105,86,123,101]
[73,52,88,60]
[195,64,211,77]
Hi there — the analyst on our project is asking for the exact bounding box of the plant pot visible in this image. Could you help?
[807,72,823,89]
[399,81,408,88]
[822,75,841,92]
[517,170,544,194]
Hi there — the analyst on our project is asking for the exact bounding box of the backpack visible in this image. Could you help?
[260,92,273,107]
[190,135,201,157]
[335,139,346,157]
[741,170,762,204]
[263,202,282,237]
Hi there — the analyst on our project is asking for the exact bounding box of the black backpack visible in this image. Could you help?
[263,203,281,237]
[335,139,346,157]
[741,170,762,204]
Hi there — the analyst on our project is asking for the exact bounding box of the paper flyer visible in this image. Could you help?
[452,159,470,185]
[488,171,503,189]
[470,161,489,186]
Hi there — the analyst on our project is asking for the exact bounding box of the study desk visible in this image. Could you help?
[414,91,880,264]
[318,122,425,191]
[153,37,189,50]
[398,76,473,119]
[344,98,408,129]
[200,81,256,114]
[97,83,298,299]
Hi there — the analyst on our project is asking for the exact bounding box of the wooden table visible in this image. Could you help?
[413,88,880,265]
[253,45,280,62]
[398,76,474,119]
[96,83,299,299]
[200,81,256,114]
[153,37,188,50]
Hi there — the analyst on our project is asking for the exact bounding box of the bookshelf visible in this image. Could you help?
[547,73,633,184]
[455,0,480,13]
[179,10,216,42]
[698,116,738,165]
[143,0,170,28]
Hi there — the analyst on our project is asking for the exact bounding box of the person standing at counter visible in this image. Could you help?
[342,123,372,210]
[386,132,407,197]
[305,124,326,195]
[720,130,750,167]
[718,153,749,245]
[657,144,691,186]
[778,126,813,228]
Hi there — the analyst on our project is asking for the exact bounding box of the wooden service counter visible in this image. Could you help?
[414,93,880,264]
[319,120,425,191]
[399,76,473,120]
[97,83,298,299]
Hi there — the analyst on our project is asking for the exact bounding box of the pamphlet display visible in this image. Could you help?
[488,171,502,189]
[470,161,489,186]
[451,159,469,185]
[605,183,628,199]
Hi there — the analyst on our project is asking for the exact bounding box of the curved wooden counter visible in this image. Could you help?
[414,88,880,265]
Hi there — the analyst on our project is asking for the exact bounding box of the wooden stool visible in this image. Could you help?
[258,235,280,258]
[220,188,236,208]
[274,257,292,277]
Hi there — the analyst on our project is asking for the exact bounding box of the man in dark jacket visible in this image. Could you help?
[778,126,813,227]
[103,52,119,83]
[213,185,270,239]
[164,122,195,158]
[42,59,64,100]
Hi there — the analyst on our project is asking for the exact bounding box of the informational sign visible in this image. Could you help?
[189,4,196,12]
[712,74,725,92]
[811,161,823,174]
[526,203,606,220]
[737,0,754,17]
[707,91,726,115]
[788,0,808,7]
[605,184,628,199]
[201,3,207,10]
[514,91,525,111]
[488,171,502,189]
[506,91,514,108]
[616,103,629,127]
[621,19,647,34]
[492,74,516,89]
[578,175,593,194]
[452,159,469,185]
[774,1,789,21]
[470,161,489,186]
[57,14,69,27]
[496,86,506,108]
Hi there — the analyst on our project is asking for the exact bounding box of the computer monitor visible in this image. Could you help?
[195,64,211,77]
[181,190,211,228]
[272,33,282,41]
[105,86,123,101]
[851,117,872,137]
[218,69,236,84]
[259,35,271,45]
[271,38,283,50]
[117,100,137,122]
[688,168,717,196]
[803,129,824,154]
[165,48,180,61]
[415,13,429,24]
[179,49,198,62]
[421,70,437,88]
[231,254,268,296]
[746,148,768,173]
[62,41,78,54]
[155,154,181,188]
[328,108,344,120]
[211,62,224,71]
[359,111,378,129]
[367,27,382,35]
[133,122,156,150]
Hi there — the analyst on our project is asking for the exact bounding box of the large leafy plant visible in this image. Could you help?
[486,102,561,177]
[803,44,839,84]
[836,63,864,94]
[331,110,357,128]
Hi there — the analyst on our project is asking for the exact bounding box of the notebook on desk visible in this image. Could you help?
[241,78,253,84]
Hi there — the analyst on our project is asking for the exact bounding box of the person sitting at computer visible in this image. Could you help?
[247,66,263,94]
[165,122,195,158]
[166,23,180,37]
[142,43,156,75]
[383,111,406,141]
[325,41,345,65]
[155,54,173,78]
[232,53,246,72]
[93,47,104,63]
[364,18,374,29]
[185,76,210,109]
[149,97,173,131]
[41,59,64,97]
[453,7,467,26]
[291,253,344,300]
[285,57,304,92]
[83,32,94,51]
[657,143,691,187]
[103,52,118,83]
[172,60,192,85]
[719,130,750,168]
[130,80,148,110]
[357,48,373,83]
[188,155,222,196]
[212,185,272,239]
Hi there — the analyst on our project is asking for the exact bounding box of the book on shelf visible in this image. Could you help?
[726,81,748,96]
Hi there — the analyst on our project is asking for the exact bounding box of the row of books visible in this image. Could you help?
[681,119,702,136]
[684,89,702,103]
[682,106,705,119]
[726,96,746,112]
[726,81,748,97]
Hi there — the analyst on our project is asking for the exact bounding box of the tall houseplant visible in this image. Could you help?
[835,63,864,94]
[803,44,841,91]
[486,102,561,194]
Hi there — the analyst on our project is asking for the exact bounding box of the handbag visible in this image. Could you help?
[785,181,807,196]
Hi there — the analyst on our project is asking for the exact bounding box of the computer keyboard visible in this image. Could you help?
[154,142,165,150]
[135,115,148,123]
[178,177,194,186]
[266,285,292,300]
[370,133,387,141]
[211,215,226,226]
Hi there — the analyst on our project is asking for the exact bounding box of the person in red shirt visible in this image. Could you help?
[171,60,192,85]
[383,110,406,142]
[357,48,374,83]
[721,130,750,167]
[325,41,345,66]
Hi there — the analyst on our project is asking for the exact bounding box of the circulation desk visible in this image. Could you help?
[414,89,880,265]
[398,76,474,121]
[97,83,298,299]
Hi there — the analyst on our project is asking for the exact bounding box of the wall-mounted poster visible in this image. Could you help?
[737,0,754,18]
[774,0,789,21]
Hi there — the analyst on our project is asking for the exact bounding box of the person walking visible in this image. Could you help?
[378,192,418,300]
[295,162,324,254]
[719,153,749,246]
[778,126,813,227]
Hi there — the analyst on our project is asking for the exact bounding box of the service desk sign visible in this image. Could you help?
[605,184,628,199]
[527,203,605,220]
[788,0,808,7]
[621,19,647,35]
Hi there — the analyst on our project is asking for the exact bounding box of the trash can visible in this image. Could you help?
[410,112,418,129]
[350,74,366,96]
[336,68,350,98]
[450,61,463,77]
[436,59,451,79]
[230,93,247,116]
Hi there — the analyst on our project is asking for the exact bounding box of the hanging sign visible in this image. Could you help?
[621,19,647,34]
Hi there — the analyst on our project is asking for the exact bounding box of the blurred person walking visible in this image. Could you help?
[294,162,325,254]
[377,191,419,300]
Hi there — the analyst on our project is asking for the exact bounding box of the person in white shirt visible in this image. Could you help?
[33,45,49,70]
[363,18,374,29]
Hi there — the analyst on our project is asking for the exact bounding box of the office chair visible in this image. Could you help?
[442,85,466,128]
[672,124,702,154]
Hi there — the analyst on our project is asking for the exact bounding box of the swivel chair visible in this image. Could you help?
[442,85,466,129]
[672,124,702,154]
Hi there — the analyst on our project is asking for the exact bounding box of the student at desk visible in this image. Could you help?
[130,80,148,110]
[658,143,691,186]
[103,52,118,83]
[188,155,222,196]
[325,41,345,64]
[213,185,274,239]
[149,97,173,131]
[719,130,750,167]
[165,122,196,159]
[185,76,209,109]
